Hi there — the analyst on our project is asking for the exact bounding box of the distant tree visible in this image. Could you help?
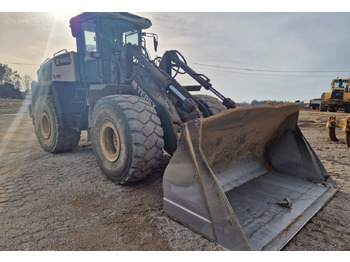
[22,74,33,92]
[0,63,22,89]
[250,100,292,105]
[0,63,12,84]
[236,102,250,107]
[12,72,22,90]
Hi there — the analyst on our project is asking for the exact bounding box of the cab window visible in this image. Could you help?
[123,30,139,46]
[84,30,97,53]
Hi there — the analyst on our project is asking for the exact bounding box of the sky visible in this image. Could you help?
[1,2,350,103]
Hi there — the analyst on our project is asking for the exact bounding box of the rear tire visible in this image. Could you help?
[33,96,81,153]
[194,95,227,116]
[91,95,164,184]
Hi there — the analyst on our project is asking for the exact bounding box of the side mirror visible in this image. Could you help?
[153,35,158,52]
[142,32,159,52]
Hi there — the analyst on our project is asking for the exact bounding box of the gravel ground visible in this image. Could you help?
[0,98,349,251]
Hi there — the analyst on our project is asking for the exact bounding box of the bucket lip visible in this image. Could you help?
[180,103,301,132]
[201,102,301,125]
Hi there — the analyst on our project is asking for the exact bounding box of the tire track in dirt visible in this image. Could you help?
[1,102,349,251]
[283,111,350,251]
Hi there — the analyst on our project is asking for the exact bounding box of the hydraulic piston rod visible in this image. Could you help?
[161,50,236,109]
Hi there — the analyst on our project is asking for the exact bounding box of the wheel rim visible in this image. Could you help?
[99,120,121,162]
[40,112,51,139]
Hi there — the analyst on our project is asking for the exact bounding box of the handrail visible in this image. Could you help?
[40,58,50,68]
[53,49,68,57]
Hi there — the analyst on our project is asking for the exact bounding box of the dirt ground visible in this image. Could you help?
[0,98,350,251]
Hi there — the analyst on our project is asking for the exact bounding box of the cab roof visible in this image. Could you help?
[69,12,152,37]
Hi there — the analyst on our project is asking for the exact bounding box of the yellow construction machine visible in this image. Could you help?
[327,116,350,147]
[320,78,350,112]
[30,12,338,250]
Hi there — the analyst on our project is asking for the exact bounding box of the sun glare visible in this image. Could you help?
[50,12,78,22]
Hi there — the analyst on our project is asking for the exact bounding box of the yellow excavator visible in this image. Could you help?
[29,12,337,250]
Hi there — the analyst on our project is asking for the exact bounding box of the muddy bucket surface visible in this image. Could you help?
[163,103,337,250]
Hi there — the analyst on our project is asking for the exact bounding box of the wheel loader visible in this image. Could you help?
[320,78,350,112]
[29,12,338,250]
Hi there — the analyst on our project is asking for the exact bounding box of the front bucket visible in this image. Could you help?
[163,103,337,251]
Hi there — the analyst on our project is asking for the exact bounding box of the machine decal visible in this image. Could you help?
[53,74,62,79]
[55,53,72,66]
[132,80,156,108]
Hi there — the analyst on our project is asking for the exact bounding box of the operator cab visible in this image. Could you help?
[69,12,152,85]
[332,78,349,91]
[331,78,350,99]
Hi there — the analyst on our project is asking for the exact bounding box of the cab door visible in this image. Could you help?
[80,22,102,84]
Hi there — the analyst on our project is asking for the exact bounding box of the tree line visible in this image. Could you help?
[237,100,307,108]
[0,63,33,93]
[0,63,309,108]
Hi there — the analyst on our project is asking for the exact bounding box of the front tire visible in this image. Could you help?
[194,94,227,116]
[320,101,327,112]
[328,106,337,112]
[344,105,350,113]
[33,96,81,153]
[91,95,164,184]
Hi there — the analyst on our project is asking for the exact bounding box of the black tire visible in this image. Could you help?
[91,95,164,184]
[194,94,227,116]
[344,105,350,113]
[33,96,81,153]
[320,101,327,112]
[328,106,337,112]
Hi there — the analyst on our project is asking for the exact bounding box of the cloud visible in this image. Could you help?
[0,12,77,78]
[1,12,350,102]
[139,12,350,101]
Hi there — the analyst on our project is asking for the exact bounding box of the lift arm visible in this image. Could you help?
[160,50,236,109]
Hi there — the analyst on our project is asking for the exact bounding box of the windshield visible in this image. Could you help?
[333,80,349,89]
[98,17,141,57]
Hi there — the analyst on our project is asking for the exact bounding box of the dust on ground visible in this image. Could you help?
[0,98,349,251]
